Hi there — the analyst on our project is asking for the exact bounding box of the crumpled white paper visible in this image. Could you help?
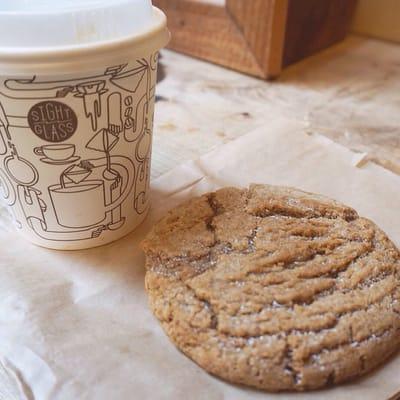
[0,119,399,400]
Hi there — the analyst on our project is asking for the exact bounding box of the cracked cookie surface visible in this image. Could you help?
[142,184,400,391]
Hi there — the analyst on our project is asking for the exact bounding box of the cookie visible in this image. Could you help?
[142,184,400,391]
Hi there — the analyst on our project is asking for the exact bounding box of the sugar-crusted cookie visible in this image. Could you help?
[142,184,400,391]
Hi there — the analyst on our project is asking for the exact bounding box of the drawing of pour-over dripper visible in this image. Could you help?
[85,128,125,230]
[110,60,148,94]
[62,164,92,185]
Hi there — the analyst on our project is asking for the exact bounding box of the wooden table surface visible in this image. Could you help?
[152,35,400,179]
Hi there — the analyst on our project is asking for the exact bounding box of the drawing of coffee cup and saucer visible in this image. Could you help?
[34,144,80,165]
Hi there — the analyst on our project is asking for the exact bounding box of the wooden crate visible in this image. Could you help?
[153,0,358,79]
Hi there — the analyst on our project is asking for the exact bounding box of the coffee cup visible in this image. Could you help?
[34,144,76,161]
[0,0,169,250]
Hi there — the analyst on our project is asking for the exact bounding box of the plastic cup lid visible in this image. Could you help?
[0,0,157,49]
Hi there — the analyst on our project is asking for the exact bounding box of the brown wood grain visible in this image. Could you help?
[154,0,266,77]
[226,0,288,77]
[154,0,357,79]
[283,0,358,66]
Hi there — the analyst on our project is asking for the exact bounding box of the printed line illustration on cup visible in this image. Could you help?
[34,143,80,165]
[0,53,158,246]
[0,167,16,206]
[75,81,108,131]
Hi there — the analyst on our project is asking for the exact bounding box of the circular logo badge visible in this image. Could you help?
[28,101,78,143]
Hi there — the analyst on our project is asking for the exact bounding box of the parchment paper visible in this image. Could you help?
[0,119,399,400]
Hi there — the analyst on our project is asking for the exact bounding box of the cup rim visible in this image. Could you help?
[0,7,169,63]
[41,144,75,150]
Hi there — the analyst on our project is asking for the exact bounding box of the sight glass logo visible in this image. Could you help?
[28,101,78,143]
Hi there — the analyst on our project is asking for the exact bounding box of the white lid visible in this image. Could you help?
[0,0,157,49]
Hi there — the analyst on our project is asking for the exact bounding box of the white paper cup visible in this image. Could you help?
[0,1,169,250]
